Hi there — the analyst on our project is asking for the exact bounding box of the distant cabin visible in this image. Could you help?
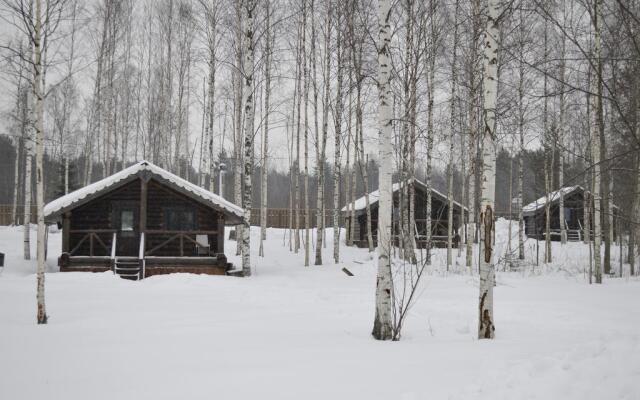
[44,161,244,279]
[341,178,467,248]
[522,185,617,241]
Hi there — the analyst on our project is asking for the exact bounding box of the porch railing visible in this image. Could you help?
[143,230,218,257]
[69,229,116,256]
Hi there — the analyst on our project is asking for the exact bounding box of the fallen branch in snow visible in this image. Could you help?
[342,267,354,276]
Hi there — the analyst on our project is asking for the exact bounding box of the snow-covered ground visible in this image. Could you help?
[0,221,639,400]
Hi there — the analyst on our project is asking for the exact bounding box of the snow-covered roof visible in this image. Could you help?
[44,161,244,223]
[340,178,466,213]
[522,186,583,216]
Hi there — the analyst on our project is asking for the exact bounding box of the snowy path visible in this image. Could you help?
[0,224,639,400]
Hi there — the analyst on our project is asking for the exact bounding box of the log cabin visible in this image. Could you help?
[44,161,244,279]
[341,178,467,248]
[522,185,617,241]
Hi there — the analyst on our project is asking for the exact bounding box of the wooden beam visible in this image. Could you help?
[62,212,71,253]
[145,233,181,255]
[140,177,148,234]
[69,233,90,255]
[217,215,224,255]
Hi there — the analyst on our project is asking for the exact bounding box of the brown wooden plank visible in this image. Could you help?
[69,233,90,255]
[146,233,181,255]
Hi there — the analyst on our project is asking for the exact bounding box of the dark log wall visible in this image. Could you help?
[65,177,225,257]
[145,179,223,256]
[354,189,463,243]
[68,178,140,256]
[522,191,618,240]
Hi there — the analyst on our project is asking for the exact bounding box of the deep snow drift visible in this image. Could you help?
[0,221,639,400]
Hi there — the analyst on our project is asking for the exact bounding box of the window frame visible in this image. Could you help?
[164,206,197,231]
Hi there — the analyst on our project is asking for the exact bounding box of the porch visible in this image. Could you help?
[59,229,231,280]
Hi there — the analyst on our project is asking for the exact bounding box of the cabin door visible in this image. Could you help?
[114,203,139,257]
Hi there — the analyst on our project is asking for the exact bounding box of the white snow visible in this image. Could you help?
[0,221,639,400]
[341,178,464,212]
[44,160,243,220]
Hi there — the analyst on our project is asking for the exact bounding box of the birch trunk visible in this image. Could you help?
[400,0,414,262]
[517,37,525,259]
[295,3,306,254]
[24,90,33,260]
[459,95,466,258]
[372,0,393,341]
[207,33,217,192]
[241,0,256,277]
[332,10,344,263]
[348,70,356,246]
[543,20,552,264]
[447,0,459,269]
[12,79,25,226]
[315,3,331,266]
[466,0,481,268]
[425,39,435,265]
[304,0,313,267]
[478,0,499,340]
[260,0,272,256]
[591,0,602,284]
[199,78,207,187]
[558,32,567,245]
[34,0,48,324]
[234,0,244,256]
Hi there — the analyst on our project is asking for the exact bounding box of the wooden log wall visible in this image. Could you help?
[145,180,222,256]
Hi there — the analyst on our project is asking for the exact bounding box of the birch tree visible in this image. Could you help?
[259,0,273,257]
[478,0,500,340]
[332,0,344,263]
[447,0,460,269]
[466,0,482,269]
[372,0,393,341]
[314,0,331,266]
[33,0,48,324]
[241,0,256,277]
[591,0,603,284]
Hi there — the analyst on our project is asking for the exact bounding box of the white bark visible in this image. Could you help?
[332,9,344,263]
[234,0,244,256]
[516,5,526,259]
[447,0,459,269]
[478,0,500,340]
[543,20,552,264]
[591,0,602,284]
[260,0,272,257]
[466,0,481,269]
[315,3,331,266]
[241,0,256,277]
[372,0,393,341]
[558,34,567,245]
[425,39,435,265]
[34,0,47,324]
[23,87,33,261]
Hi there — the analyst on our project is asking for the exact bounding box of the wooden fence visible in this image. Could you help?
[0,205,37,225]
[0,204,344,229]
[249,208,345,229]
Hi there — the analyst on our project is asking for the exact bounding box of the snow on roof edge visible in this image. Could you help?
[44,161,243,220]
[340,178,466,213]
[521,186,583,215]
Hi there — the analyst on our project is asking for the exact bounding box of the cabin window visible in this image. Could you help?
[165,207,196,230]
[121,210,134,232]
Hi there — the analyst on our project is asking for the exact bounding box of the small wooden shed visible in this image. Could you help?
[522,185,616,241]
[341,178,467,248]
[44,161,244,279]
